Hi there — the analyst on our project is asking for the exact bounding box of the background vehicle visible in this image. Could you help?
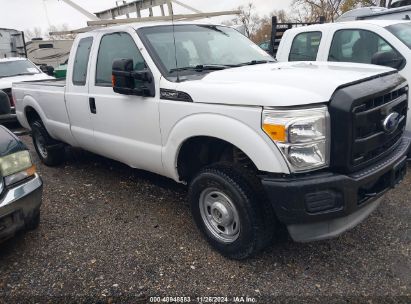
[391,0,411,7]
[53,60,69,79]
[337,5,411,22]
[0,58,53,123]
[276,20,411,142]
[26,39,73,69]
[257,16,325,58]
[0,28,26,59]
[13,22,410,259]
[0,109,42,241]
[259,40,270,52]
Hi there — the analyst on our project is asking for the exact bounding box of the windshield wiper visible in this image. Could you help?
[169,64,229,73]
[234,60,276,67]
[169,61,275,74]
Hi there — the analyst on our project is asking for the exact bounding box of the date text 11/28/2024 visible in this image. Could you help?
[149,296,258,303]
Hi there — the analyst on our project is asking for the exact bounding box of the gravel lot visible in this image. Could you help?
[0,134,410,304]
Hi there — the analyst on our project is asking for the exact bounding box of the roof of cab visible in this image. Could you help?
[287,19,411,33]
[337,19,411,27]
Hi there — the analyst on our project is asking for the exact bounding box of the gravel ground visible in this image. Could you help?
[0,134,410,304]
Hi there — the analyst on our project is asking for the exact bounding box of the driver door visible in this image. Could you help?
[88,31,163,175]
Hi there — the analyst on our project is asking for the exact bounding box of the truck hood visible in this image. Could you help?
[0,73,53,90]
[173,61,396,107]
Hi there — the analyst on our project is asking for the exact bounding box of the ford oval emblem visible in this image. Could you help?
[382,112,400,133]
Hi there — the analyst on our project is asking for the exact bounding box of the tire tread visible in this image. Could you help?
[189,163,276,259]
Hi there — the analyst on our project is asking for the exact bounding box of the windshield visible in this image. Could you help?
[0,59,41,78]
[138,25,274,78]
[386,22,411,49]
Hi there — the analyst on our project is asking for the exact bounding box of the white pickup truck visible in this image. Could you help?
[13,22,410,259]
[276,20,411,138]
[0,57,52,123]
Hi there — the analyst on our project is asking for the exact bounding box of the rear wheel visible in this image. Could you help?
[31,120,65,166]
[189,163,275,259]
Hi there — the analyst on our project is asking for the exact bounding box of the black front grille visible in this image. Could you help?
[351,87,407,167]
[329,72,408,173]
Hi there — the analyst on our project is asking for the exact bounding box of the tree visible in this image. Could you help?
[340,0,380,13]
[24,24,75,41]
[292,0,379,22]
[225,3,262,37]
[251,10,292,43]
[291,0,342,22]
[24,27,44,41]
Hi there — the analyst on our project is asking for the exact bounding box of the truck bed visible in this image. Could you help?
[14,78,66,87]
[13,78,75,146]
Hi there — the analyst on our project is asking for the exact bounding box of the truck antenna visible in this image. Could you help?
[170,3,180,82]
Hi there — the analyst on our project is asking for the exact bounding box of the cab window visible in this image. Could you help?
[72,37,93,86]
[96,32,145,86]
[328,29,405,68]
[289,32,322,61]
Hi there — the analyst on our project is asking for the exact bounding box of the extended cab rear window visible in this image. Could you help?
[72,37,93,86]
[289,31,322,61]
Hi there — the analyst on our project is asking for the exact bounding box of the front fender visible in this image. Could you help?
[162,113,290,181]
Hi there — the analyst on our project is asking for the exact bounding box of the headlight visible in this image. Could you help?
[0,151,36,186]
[262,106,330,172]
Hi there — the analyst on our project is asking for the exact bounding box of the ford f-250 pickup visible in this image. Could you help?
[13,22,410,259]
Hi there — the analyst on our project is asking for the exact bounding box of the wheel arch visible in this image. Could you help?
[162,113,289,182]
[19,95,48,130]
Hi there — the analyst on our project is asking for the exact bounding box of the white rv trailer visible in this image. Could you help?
[26,39,74,68]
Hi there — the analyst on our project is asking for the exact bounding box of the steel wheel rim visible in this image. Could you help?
[199,188,240,243]
[35,132,48,159]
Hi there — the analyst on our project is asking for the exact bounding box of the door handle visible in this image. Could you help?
[89,97,96,114]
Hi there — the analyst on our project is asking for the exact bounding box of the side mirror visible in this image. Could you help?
[371,51,405,70]
[0,91,11,115]
[40,65,55,76]
[112,58,155,97]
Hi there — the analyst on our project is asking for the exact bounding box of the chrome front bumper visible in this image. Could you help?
[0,174,43,241]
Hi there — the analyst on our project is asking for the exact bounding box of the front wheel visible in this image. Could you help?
[188,164,275,259]
[31,120,65,166]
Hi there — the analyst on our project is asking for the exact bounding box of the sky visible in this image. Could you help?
[0,0,293,34]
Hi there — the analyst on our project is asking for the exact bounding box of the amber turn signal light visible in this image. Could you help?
[262,124,286,142]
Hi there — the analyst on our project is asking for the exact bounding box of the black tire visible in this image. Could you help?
[25,210,40,231]
[188,163,276,260]
[31,120,65,166]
